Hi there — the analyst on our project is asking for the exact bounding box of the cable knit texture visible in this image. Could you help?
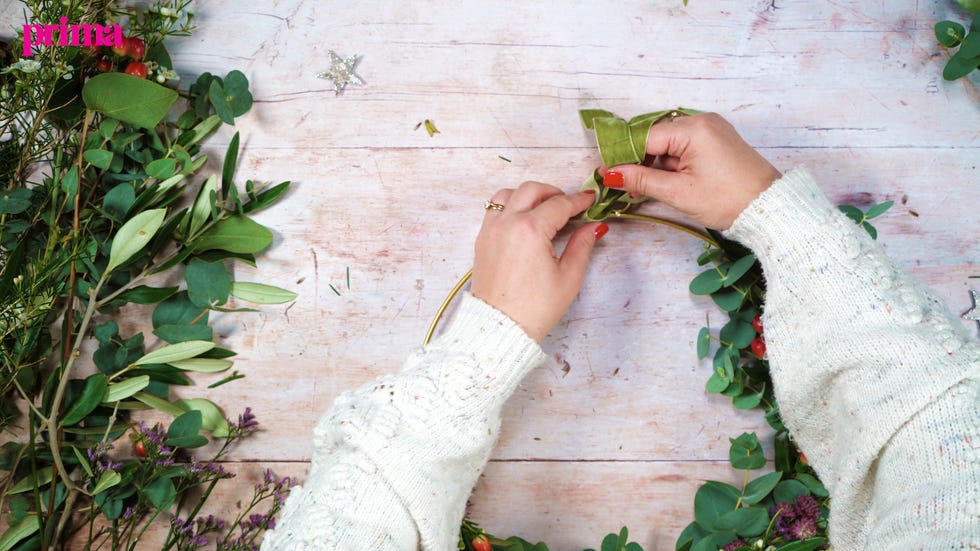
[262,169,979,550]
[261,293,546,550]
[724,168,980,550]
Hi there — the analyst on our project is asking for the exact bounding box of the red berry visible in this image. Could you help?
[110,39,128,57]
[471,535,492,551]
[799,451,809,465]
[134,440,148,458]
[96,58,112,72]
[750,336,766,358]
[125,37,145,60]
[752,315,763,334]
[124,61,148,79]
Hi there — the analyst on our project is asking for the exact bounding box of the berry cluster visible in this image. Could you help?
[90,35,150,79]
[750,314,766,358]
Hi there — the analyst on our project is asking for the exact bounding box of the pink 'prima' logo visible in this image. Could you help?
[22,17,123,57]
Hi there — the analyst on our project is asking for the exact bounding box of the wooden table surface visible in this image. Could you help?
[13,0,977,548]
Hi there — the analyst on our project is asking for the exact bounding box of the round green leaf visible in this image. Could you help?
[186,259,230,308]
[83,149,113,170]
[82,73,178,129]
[230,282,298,304]
[729,432,766,470]
[222,70,253,117]
[102,183,135,222]
[0,189,32,215]
[722,254,757,287]
[690,269,723,295]
[696,327,711,360]
[176,398,230,437]
[694,481,740,530]
[167,410,208,448]
[145,158,177,180]
[712,507,769,537]
[106,208,167,274]
[741,471,782,505]
[773,479,810,503]
[732,384,765,410]
[143,477,176,509]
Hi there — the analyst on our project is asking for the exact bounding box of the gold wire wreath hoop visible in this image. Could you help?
[422,212,718,345]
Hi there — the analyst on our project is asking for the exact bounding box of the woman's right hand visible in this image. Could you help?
[602,113,782,230]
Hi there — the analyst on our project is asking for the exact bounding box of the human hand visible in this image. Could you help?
[602,113,781,230]
[470,183,607,342]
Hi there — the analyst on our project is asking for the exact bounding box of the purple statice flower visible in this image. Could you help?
[255,468,292,506]
[196,514,228,533]
[229,407,259,437]
[86,441,122,473]
[723,539,747,551]
[189,460,235,479]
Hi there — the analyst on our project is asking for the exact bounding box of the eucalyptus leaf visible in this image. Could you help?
[693,481,740,530]
[185,259,231,308]
[696,327,710,360]
[712,507,768,537]
[102,183,135,222]
[732,384,765,410]
[175,398,230,437]
[143,477,176,509]
[741,471,782,505]
[0,189,32,215]
[690,269,723,295]
[105,208,167,274]
[83,149,112,170]
[146,158,177,180]
[773,479,810,503]
[729,432,766,470]
[936,20,965,47]
[167,410,208,448]
[82,73,178,129]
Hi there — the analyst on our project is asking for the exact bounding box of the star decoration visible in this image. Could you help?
[316,51,363,95]
[964,289,980,322]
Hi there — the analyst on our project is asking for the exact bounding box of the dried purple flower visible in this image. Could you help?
[723,538,747,551]
[794,495,820,521]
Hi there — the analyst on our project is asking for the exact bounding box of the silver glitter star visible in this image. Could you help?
[316,51,363,95]
[965,290,980,322]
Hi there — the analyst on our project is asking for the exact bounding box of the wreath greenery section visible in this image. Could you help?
[1,1,293,549]
[458,110,893,551]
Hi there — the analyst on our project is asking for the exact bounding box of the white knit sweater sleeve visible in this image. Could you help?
[260,293,546,551]
[723,168,980,549]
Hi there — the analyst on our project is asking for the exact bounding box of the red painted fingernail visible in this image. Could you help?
[583,189,596,195]
[604,171,624,188]
[594,223,609,241]
[628,192,640,199]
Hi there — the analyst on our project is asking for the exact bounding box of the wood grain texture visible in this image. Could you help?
[9,0,974,548]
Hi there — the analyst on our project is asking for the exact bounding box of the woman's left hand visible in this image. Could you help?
[471,182,607,342]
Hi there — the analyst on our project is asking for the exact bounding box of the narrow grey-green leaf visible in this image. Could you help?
[104,375,151,402]
[230,282,297,304]
[134,340,215,366]
[105,208,167,274]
